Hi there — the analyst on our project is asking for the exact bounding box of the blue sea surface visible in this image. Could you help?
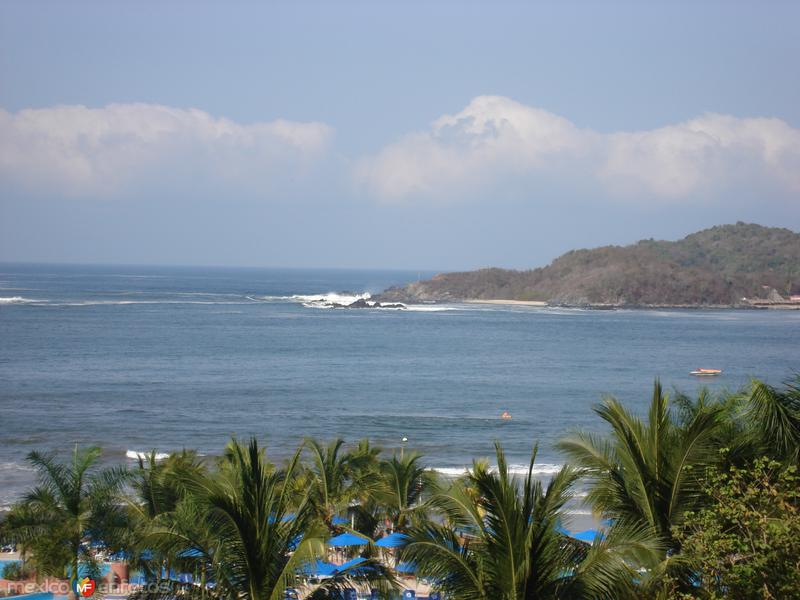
[1,263,798,507]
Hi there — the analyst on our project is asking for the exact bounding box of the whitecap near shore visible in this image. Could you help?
[254,291,467,312]
[430,463,564,478]
[126,450,170,461]
[0,296,39,304]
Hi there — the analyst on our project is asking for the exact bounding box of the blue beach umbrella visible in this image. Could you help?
[333,557,368,573]
[333,557,378,577]
[178,547,204,558]
[327,532,370,547]
[571,529,605,543]
[268,512,296,524]
[375,532,409,548]
[331,515,350,526]
[298,560,337,577]
[395,562,417,574]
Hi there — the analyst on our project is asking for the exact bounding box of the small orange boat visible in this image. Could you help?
[690,368,722,376]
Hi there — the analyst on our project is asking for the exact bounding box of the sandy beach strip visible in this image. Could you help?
[464,299,548,307]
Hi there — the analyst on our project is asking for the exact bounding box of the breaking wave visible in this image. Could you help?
[1,297,257,307]
[0,461,35,472]
[431,463,564,478]
[294,292,374,308]
[126,450,171,461]
[0,296,39,304]
[253,292,461,312]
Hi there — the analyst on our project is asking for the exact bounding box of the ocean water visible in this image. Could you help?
[1,263,798,509]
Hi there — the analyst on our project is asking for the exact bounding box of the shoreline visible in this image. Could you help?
[463,299,548,307]
[459,299,800,310]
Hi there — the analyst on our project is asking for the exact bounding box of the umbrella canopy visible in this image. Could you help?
[268,512,296,524]
[299,560,337,577]
[395,562,416,574]
[375,532,409,548]
[571,529,605,543]
[333,557,377,577]
[178,547,204,558]
[327,532,370,547]
[333,557,367,572]
[331,515,350,526]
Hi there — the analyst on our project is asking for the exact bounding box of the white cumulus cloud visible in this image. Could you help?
[355,95,800,203]
[0,103,334,196]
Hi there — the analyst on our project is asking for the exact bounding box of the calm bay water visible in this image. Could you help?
[1,263,798,508]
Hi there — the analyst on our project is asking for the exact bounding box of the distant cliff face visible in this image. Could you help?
[377,223,800,306]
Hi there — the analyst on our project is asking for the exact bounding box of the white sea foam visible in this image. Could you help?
[253,291,470,312]
[0,296,38,304]
[431,463,564,478]
[0,461,35,472]
[255,292,390,309]
[403,305,459,312]
[126,450,170,461]
[55,299,254,307]
[295,292,372,308]
[2,295,259,307]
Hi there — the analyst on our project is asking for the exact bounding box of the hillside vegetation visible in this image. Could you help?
[378,223,800,306]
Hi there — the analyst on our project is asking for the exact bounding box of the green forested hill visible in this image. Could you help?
[378,223,800,306]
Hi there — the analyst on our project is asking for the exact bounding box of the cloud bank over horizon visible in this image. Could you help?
[356,96,800,204]
[0,103,333,197]
[1,97,799,211]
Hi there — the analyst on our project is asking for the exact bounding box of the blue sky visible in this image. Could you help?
[1,0,798,270]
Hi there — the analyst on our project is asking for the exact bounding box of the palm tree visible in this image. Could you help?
[303,438,379,531]
[143,438,394,600]
[374,452,437,533]
[3,446,129,598]
[744,376,800,464]
[401,443,658,600]
[126,450,207,581]
[557,381,722,549]
[143,438,322,600]
[130,450,205,521]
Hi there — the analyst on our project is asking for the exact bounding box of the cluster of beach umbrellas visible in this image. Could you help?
[304,531,414,578]
[107,517,607,593]
[303,519,607,579]
[327,531,409,549]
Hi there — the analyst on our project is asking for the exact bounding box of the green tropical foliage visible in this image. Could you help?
[401,443,660,600]
[674,458,800,599]
[744,377,800,464]
[557,381,722,551]
[373,452,437,533]
[126,450,207,580]
[302,438,378,532]
[1,560,32,580]
[138,438,393,600]
[2,446,129,595]
[143,438,325,600]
